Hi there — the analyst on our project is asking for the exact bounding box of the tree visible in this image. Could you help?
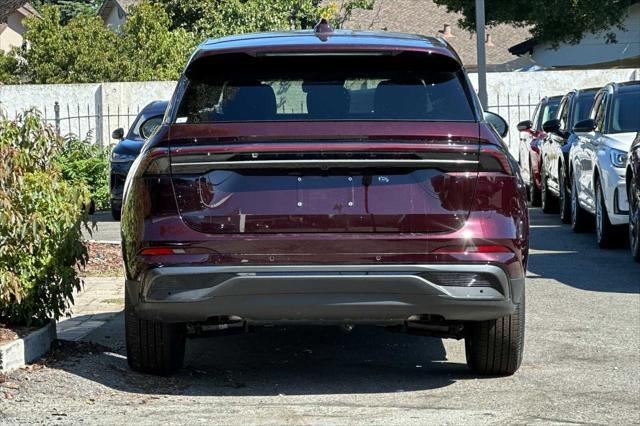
[15,2,195,83]
[19,6,121,83]
[0,50,20,84]
[154,0,374,38]
[433,0,635,46]
[30,0,100,23]
[2,0,374,84]
[118,2,197,81]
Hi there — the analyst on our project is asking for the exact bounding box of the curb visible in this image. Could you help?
[0,321,56,373]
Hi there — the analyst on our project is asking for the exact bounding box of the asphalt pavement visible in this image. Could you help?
[2,208,639,425]
[84,211,121,243]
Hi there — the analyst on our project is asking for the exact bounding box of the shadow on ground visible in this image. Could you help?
[527,208,639,294]
[49,313,488,397]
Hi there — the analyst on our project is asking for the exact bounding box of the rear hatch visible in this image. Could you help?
[166,50,481,234]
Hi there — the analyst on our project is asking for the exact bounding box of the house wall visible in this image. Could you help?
[0,11,27,52]
[528,4,640,68]
[0,69,638,154]
[103,4,126,29]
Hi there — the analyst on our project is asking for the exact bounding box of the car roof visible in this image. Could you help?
[141,100,169,115]
[192,29,460,63]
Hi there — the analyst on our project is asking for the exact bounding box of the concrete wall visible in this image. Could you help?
[0,68,638,150]
[0,81,176,144]
[468,68,640,154]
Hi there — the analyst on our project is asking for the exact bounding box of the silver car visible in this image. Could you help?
[569,81,640,247]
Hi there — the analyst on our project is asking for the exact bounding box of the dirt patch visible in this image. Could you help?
[80,242,123,277]
[0,325,39,346]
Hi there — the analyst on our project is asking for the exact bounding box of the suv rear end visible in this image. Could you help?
[121,27,529,376]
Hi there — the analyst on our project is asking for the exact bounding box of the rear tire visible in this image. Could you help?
[529,161,542,207]
[465,295,525,376]
[125,291,186,375]
[629,177,640,262]
[595,180,618,249]
[559,165,571,224]
[541,166,558,213]
[571,172,592,233]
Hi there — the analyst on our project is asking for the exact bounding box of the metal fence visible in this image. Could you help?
[8,102,143,146]
[488,92,540,156]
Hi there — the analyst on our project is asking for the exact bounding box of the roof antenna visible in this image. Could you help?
[314,18,334,41]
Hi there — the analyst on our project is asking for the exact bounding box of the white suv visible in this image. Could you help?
[569,81,640,247]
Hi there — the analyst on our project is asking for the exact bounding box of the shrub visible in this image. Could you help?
[0,111,90,325]
[54,135,111,211]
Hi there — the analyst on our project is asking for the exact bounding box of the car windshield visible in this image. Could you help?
[572,92,596,126]
[175,54,475,123]
[610,87,640,133]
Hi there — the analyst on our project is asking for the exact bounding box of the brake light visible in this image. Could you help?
[479,146,513,175]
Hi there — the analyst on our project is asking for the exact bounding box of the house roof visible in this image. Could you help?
[0,1,39,24]
[341,0,532,69]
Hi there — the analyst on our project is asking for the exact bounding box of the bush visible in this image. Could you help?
[54,136,111,211]
[0,111,90,325]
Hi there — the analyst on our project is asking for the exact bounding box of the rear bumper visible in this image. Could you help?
[127,264,524,323]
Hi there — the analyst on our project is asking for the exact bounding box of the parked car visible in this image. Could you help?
[109,100,168,220]
[569,81,640,247]
[626,133,640,262]
[120,23,529,376]
[517,96,561,206]
[539,88,598,221]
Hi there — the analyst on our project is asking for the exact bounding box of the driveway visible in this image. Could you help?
[2,209,639,424]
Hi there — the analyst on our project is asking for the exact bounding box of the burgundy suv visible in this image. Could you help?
[121,24,529,376]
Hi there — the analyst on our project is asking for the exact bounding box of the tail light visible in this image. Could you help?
[478,145,514,175]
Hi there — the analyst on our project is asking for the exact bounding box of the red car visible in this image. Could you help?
[517,96,562,206]
[121,22,529,376]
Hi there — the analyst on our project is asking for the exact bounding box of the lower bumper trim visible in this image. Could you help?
[129,264,523,323]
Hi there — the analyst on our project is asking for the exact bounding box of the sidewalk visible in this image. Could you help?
[56,277,124,341]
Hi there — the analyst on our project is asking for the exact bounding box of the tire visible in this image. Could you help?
[629,177,640,262]
[111,203,121,221]
[529,161,541,207]
[541,166,558,213]
[465,294,525,376]
[595,179,618,249]
[571,172,593,233]
[125,290,186,375]
[559,165,571,224]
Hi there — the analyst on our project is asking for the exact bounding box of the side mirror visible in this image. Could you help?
[484,111,509,138]
[112,128,125,140]
[573,118,596,133]
[139,115,164,140]
[517,120,533,132]
[542,119,560,135]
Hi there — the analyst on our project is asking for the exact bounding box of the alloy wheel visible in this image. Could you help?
[596,183,603,243]
[571,177,578,226]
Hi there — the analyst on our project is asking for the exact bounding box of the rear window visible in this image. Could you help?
[175,53,476,123]
[609,87,640,133]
